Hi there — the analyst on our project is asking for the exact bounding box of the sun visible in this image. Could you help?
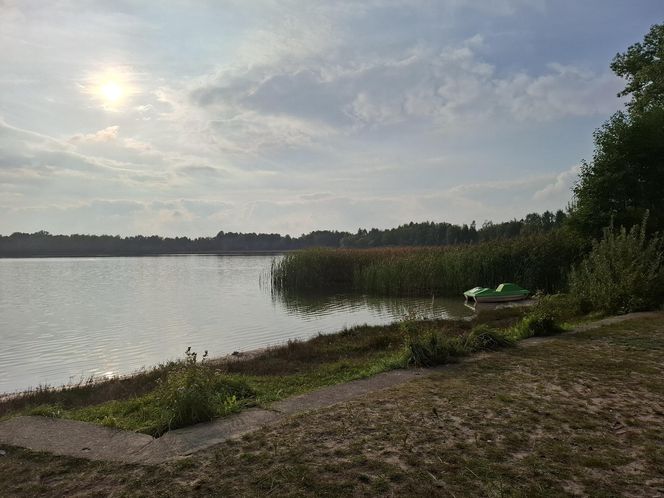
[83,66,136,109]
[100,81,123,103]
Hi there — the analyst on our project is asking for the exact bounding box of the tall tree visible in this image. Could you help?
[611,24,664,114]
[571,24,664,236]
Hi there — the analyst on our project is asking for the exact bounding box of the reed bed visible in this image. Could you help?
[272,232,585,297]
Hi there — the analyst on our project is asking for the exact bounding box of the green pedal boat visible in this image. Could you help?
[463,283,529,303]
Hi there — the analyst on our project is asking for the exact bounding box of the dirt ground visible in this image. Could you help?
[1,315,663,497]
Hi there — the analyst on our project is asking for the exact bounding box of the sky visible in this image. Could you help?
[0,1,661,237]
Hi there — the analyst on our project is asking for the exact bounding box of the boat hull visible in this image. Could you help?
[470,294,529,303]
[463,283,529,303]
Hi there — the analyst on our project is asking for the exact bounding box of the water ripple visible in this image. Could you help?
[0,255,473,393]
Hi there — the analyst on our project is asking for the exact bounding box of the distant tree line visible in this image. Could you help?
[341,210,567,248]
[0,210,566,257]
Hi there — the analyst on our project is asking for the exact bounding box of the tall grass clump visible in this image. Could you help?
[406,332,466,367]
[153,348,254,435]
[272,231,585,297]
[465,324,516,350]
[569,214,664,314]
[508,312,564,340]
[406,324,515,367]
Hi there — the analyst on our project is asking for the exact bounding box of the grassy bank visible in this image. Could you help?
[272,231,585,297]
[1,307,537,437]
[2,314,663,496]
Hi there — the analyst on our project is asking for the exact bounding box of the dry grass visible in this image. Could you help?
[1,314,663,497]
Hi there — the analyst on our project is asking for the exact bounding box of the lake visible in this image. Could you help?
[0,255,473,394]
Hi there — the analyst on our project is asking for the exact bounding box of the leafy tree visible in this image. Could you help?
[572,108,664,235]
[571,24,664,236]
[611,24,664,114]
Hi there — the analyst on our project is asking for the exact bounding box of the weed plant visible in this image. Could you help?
[153,348,254,434]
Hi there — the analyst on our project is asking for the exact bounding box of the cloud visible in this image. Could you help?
[69,126,119,143]
[1,0,645,236]
[496,64,621,122]
[184,34,621,154]
[532,164,581,201]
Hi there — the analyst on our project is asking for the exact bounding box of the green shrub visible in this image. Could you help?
[465,325,515,350]
[532,293,591,322]
[510,312,564,340]
[154,349,254,434]
[569,214,664,314]
[406,332,466,367]
[406,324,516,367]
[25,404,63,418]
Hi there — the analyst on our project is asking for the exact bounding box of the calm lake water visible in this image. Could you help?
[0,255,473,394]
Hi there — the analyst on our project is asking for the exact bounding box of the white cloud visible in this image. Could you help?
[532,164,581,201]
[183,34,620,154]
[70,126,119,143]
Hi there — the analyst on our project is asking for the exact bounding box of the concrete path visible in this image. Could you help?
[0,369,425,464]
[0,311,659,464]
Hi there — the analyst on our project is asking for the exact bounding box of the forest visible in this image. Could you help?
[0,210,566,256]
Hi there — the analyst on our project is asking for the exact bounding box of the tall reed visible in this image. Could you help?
[272,232,585,297]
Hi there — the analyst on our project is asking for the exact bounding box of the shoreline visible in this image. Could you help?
[0,251,288,259]
[0,300,533,399]
[0,344,275,401]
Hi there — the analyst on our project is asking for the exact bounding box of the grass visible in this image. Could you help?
[272,231,586,297]
[1,307,529,436]
[1,314,663,496]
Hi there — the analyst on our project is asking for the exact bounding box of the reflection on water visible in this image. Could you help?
[0,255,473,394]
[273,289,473,321]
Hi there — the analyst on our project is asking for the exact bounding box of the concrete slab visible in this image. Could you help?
[0,416,153,463]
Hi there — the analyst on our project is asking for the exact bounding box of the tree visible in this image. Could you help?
[611,24,664,114]
[572,108,664,235]
[570,24,664,236]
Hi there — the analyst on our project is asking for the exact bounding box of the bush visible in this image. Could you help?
[569,214,664,314]
[406,324,515,367]
[532,293,591,322]
[154,349,254,434]
[510,312,564,340]
[406,332,466,367]
[465,325,515,350]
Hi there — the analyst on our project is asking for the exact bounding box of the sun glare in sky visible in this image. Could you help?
[100,81,123,103]
[85,66,136,109]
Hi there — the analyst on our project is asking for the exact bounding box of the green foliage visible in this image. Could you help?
[611,23,664,114]
[153,349,254,434]
[340,211,567,248]
[571,24,664,236]
[569,215,664,314]
[406,323,517,367]
[507,311,565,341]
[406,332,466,367]
[0,210,567,257]
[25,404,64,418]
[570,108,664,236]
[272,231,585,297]
[531,293,591,322]
[465,325,515,350]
